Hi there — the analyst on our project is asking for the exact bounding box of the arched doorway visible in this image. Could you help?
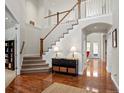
[81,22,112,77]
[82,22,112,62]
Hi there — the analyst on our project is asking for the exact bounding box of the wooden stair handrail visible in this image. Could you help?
[43,2,78,40]
[44,10,70,19]
[20,41,25,54]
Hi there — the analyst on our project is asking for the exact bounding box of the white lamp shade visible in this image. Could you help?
[70,46,76,52]
[54,46,59,52]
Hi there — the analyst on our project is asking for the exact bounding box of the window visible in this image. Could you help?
[93,42,99,56]
[87,42,91,51]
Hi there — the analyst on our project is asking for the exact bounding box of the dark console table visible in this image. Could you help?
[52,58,78,76]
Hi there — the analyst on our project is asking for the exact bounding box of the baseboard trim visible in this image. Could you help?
[78,71,83,75]
[111,75,119,90]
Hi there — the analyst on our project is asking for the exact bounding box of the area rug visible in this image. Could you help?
[42,82,94,93]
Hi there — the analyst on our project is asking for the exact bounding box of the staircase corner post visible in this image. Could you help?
[77,0,81,19]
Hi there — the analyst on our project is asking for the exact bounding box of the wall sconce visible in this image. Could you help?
[54,46,59,58]
[70,46,76,59]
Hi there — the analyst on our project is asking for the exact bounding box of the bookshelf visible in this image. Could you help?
[5,40,15,70]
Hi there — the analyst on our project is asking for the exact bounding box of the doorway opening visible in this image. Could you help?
[5,6,18,88]
[86,33,107,61]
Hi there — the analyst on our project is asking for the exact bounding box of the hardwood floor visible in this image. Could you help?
[6,59,118,93]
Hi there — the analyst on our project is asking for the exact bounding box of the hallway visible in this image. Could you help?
[6,59,118,93]
[83,59,118,93]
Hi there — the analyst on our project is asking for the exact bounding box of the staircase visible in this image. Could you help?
[21,56,50,74]
[43,20,78,53]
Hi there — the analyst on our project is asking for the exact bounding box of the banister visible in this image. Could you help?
[20,41,25,54]
[44,10,70,19]
[43,2,78,40]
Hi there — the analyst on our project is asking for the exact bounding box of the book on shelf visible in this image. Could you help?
[5,43,8,46]
[11,48,13,52]
[5,59,8,63]
[11,58,13,62]
[6,48,9,52]
[11,54,13,57]
[11,43,14,46]
[5,40,15,70]
[5,54,8,57]
[8,63,12,69]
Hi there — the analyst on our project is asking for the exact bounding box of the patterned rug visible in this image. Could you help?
[42,82,94,93]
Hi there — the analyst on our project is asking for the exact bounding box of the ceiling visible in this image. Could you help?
[5,7,17,30]
[83,23,112,35]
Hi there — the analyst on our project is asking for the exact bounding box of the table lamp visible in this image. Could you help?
[54,46,59,58]
[70,46,76,59]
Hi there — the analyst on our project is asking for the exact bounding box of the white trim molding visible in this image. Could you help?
[111,75,119,91]
[78,71,83,75]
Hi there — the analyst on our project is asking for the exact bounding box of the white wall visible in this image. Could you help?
[106,0,119,88]
[6,0,26,42]
[23,24,43,56]
[5,27,17,40]
[5,0,26,24]
[107,27,119,88]
[26,0,39,26]
[37,0,49,28]
[82,30,87,70]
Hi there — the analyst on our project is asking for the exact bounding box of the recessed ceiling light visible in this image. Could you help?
[5,17,9,20]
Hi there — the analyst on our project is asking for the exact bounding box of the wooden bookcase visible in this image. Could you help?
[5,40,15,70]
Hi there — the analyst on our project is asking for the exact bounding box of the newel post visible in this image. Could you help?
[40,38,43,57]
[57,12,59,24]
[77,0,81,19]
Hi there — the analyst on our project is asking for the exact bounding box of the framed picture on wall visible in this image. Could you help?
[112,29,117,48]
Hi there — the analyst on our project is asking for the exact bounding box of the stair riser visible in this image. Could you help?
[23,61,45,64]
[23,57,42,60]
[22,65,49,69]
[23,59,44,61]
[21,69,49,74]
